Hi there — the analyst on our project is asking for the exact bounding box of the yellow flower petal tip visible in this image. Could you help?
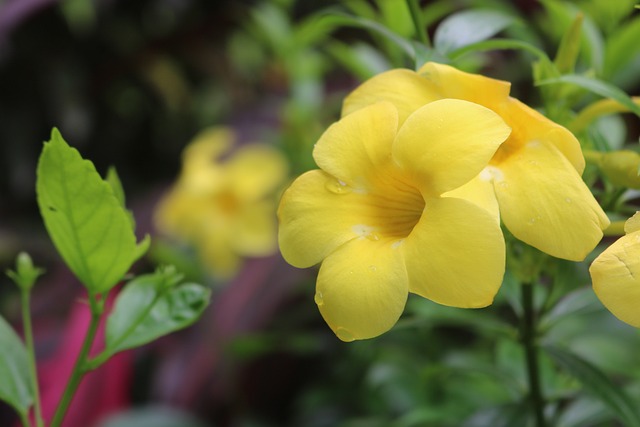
[625,212,640,234]
[340,62,607,261]
[278,99,507,341]
[155,126,288,279]
[590,230,640,328]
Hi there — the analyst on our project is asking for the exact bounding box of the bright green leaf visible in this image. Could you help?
[544,345,640,427]
[0,315,33,417]
[537,74,640,117]
[434,9,517,54]
[105,268,210,355]
[36,128,149,294]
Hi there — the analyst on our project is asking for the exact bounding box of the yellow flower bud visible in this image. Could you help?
[599,150,640,188]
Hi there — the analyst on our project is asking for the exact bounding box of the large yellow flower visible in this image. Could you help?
[343,62,609,261]
[590,212,640,328]
[278,100,512,341]
[155,127,288,278]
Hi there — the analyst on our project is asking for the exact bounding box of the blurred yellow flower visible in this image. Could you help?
[278,100,511,341]
[343,62,609,261]
[155,127,288,278]
[590,212,640,328]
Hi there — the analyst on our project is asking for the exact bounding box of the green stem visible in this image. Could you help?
[521,282,546,427]
[406,0,430,47]
[18,411,31,427]
[21,290,44,427]
[49,294,104,427]
[86,293,162,371]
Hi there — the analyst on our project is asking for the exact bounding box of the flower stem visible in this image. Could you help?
[406,0,430,47]
[521,282,546,427]
[21,290,44,427]
[49,294,103,427]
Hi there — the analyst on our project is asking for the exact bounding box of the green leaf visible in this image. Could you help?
[105,166,125,207]
[99,406,207,427]
[104,267,210,355]
[319,11,416,60]
[433,9,517,54]
[544,345,640,427]
[554,12,583,74]
[539,287,603,332]
[449,38,553,70]
[0,315,34,417]
[537,74,640,117]
[36,128,149,294]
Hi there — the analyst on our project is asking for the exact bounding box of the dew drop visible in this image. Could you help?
[336,327,355,342]
[314,291,324,306]
[366,233,380,242]
[528,217,537,225]
[368,265,377,273]
[565,197,572,204]
[325,179,352,195]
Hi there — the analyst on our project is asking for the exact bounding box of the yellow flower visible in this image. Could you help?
[343,62,610,261]
[278,100,512,341]
[155,127,288,278]
[590,212,640,328]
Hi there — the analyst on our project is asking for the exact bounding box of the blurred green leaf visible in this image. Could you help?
[554,12,583,74]
[540,0,605,73]
[434,9,517,54]
[99,406,207,427]
[450,38,553,69]
[544,345,640,426]
[461,402,531,427]
[540,287,604,332]
[325,41,392,80]
[319,12,417,60]
[36,128,149,294]
[104,267,210,355]
[537,74,640,117]
[0,315,33,418]
[604,17,640,86]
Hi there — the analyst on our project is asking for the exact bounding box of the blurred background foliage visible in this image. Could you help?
[1,0,640,426]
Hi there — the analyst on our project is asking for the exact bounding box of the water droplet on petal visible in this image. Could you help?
[528,217,537,225]
[565,197,572,204]
[325,179,352,195]
[336,327,355,342]
[368,265,377,272]
[314,291,324,306]
[366,233,380,242]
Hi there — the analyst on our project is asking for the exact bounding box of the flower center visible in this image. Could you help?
[355,176,425,241]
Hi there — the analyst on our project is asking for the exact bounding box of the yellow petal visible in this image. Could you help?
[417,62,511,109]
[316,237,408,341]
[402,197,505,307]
[393,99,511,196]
[495,98,585,174]
[341,69,440,126]
[494,142,609,261]
[231,200,278,257]
[590,231,640,328]
[625,212,640,234]
[226,144,288,201]
[277,170,373,268]
[198,229,242,279]
[442,173,500,222]
[313,102,398,190]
